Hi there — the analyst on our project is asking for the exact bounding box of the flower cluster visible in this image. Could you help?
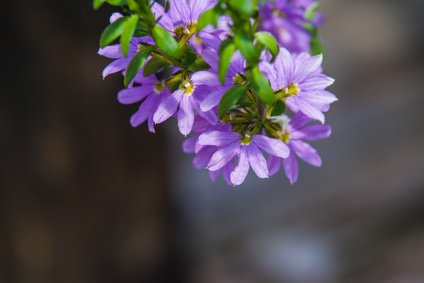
[95,0,337,186]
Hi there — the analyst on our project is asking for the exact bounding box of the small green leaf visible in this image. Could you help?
[100,17,128,48]
[305,2,320,21]
[270,100,286,116]
[250,66,275,104]
[228,0,255,16]
[143,57,170,77]
[218,85,249,118]
[197,8,219,31]
[234,33,258,65]
[218,39,236,84]
[93,0,106,10]
[311,35,325,56]
[151,26,183,58]
[255,32,279,60]
[124,46,154,86]
[120,15,139,56]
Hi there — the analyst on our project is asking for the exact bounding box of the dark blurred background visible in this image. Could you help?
[1,0,424,282]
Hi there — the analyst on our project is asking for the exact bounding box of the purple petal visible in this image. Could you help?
[300,74,335,90]
[247,145,269,179]
[182,137,197,153]
[102,58,128,78]
[207,142,239,171]
[98,44,122,59]
[290,140,322,167]
[178,95,195,136]
[267,155,281,176]
[130,95,156,127]
[193,147,215,170]
[283,151,299,185]
[294,97,325,123]
[288,112,313,130]
[153,89,184,124]
[200,86,230,112]
[117,87,151,105]
[230,147,250,186]
[110,13,123,23]
[292,125,332,141]
[169,0,191,24]
[199,131,240,146]
[300,90,338,105]
[190,0,217,20]
[295,54,323,83]
[276,48,294,87]
[252,135,289,158]
[191,71,220,87]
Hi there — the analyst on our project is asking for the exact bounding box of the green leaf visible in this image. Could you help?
[120,15,139,56]
[250,66,275,104]
[311,35,325,56]
[143,57,170,77]
[255,32,279,60]
[151,26,183,58]
[124,46,154,86]
[228,0,255,16]
[197,8,219,31]
[270,100,286,116]
[218,39,236,84]
[234,33,258,65]
[305,2,320,21]
[93,0,106,9]
[99,17,128,48]
[218,85,249,118]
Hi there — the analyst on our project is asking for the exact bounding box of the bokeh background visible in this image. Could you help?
[1,0,424,282]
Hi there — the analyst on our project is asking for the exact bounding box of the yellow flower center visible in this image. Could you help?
[241,134,252,145]
[276,83,300,99]
[232,73,246,85]
[154,81,165,94]
[183,80,195,96]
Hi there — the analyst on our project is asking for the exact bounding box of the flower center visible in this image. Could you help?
[174,25,190,40]
[183,80,195,96]
[280,132,291,143]
[241,134,252,145]
[232,73,246,85]
[154,81,165,94]
[276,83,300,99]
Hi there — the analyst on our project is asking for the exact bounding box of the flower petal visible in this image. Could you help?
[252,135,289,158]
[153,89,184,124]
[207,142,239,171]
[300,74,335,90]
[290,140,322,167]
[178,95,195,136]
[295,97,325,123]
[247,145,269,179]
[198,131,240,146]
[98,44,122,59]
[283,151,299,185]
[193,147,215,169]
[200,86,230,112]
[267,155,281,176]
[182,137,197,153]
[117,87,151,105]
[130,95,156,127]
[102,58,128,78]
[191,71,220,87]
[230,147,250,186]
[292,125,332,140]
[295,54,323,83]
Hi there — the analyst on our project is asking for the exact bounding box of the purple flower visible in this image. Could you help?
[153,0,229,54]
[259,0,312,53]
[262,48,337,123]
[198,130,290,186]
[153,71,220,136]
[200,51,246,112]
[267,112,331,184]
[117,73,170,132]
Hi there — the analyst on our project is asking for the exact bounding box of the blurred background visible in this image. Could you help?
[1,0,424,282]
